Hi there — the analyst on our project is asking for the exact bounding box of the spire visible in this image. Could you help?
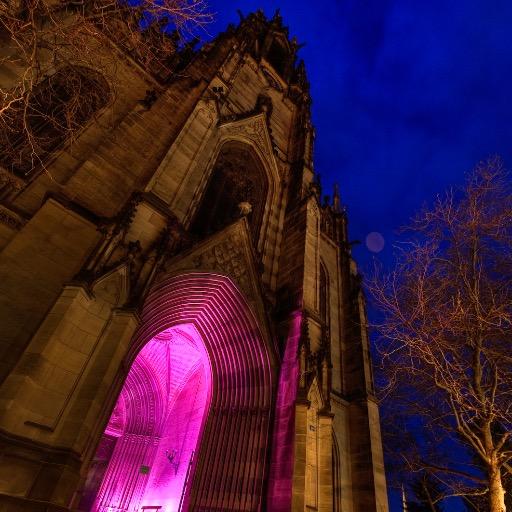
[271,8,283,27]
[295,59,308,89]
[333,183,341,213]
[312,172,322,197]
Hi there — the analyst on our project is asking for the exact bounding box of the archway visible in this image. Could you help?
[190,141,269,242]
[332,431,342,512]
[83,272,274,512]
[86,324,210,512]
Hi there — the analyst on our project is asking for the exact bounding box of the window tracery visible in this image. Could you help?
[191,142,269,242]
[320,261,330,327]
[0,66,109,177]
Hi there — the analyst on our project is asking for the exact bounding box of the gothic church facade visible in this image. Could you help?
[0,10,388,512]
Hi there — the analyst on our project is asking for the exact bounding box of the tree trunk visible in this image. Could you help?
[489,464,506,512]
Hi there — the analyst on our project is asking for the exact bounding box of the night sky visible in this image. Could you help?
[203,3,512,509]
[206,0,512,274]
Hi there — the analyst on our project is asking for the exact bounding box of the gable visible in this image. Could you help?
[218,111,281,184]
[159,217,272,343]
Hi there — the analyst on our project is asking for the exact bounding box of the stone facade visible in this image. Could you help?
[0,10,388,512]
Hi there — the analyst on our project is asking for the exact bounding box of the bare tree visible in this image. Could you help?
[0,0,212,176]
[407,472,445,512]
[368,157,512,512]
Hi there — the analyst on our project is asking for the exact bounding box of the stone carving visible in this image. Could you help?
[218,96,279,176]
[307,197,320,217]
[224,117,268,154]
[0,205,25,230]
[238,201,253,216]
[191,233,251,296]
[198,100,216,123]
[78,193,143,282]
[0,166,25,201]
[75,193,193,305]
[296,312,332,410]
[92,266,129,307]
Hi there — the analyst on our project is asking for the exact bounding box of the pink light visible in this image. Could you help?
[84,273,274,512]
[92,324,211,512]
[266,310,302,511]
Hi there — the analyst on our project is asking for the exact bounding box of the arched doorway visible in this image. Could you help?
[82,272,274,512]
[85,324,210,512]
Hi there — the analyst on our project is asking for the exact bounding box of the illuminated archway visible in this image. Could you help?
[90,324,210,512]
[85,272,274,512]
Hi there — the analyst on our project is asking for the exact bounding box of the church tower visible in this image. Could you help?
[0,10,388,512]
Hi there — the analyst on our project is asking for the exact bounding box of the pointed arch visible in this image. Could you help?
[190,140,269,242]
[332,430,342,512]
[85,272,275,512]
[319,259,330,328]
[187,126,282,262]
[305,378,324,510]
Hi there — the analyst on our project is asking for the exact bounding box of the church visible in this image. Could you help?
[0,9,388,512]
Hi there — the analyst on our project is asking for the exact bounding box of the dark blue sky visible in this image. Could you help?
[203,3,512,510]
[206,0,512,274]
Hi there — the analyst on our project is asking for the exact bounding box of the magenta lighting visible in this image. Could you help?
[85,273,273,512]
[267,310,302,511]
[92,323,211,512]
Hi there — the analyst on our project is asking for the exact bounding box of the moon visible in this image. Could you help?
[366,232,385,253]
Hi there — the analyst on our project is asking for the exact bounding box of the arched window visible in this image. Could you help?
[0,66,109,177]
[319,261,329,327]
[191,142,269,242]
[266,39,288,77]
[332,432,342,512]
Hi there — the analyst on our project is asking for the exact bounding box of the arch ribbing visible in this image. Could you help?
[126,272,274,512]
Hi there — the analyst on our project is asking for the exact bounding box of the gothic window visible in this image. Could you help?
[191,142,269,241]
[320,261,329,327]
[266,39,288,77]
[332,432,342,512]
[0,66,109,177]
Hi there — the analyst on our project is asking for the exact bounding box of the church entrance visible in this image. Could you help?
[80,272,274,512]
[83,324,211,512]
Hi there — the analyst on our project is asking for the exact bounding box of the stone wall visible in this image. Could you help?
[0,10,388,512]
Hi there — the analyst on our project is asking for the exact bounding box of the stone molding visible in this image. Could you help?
[0,204,25,230]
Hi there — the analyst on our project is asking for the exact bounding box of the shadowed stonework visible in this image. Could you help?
[0,10,387,512]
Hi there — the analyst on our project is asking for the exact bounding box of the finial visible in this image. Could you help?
[238,201,253,216]
[311,173,322,197]
[333,183,341,212]
[291,38,306,52]
[272,8,282,25]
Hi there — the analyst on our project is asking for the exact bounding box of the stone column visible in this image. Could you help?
[291,398,309,512]
[318,411,334,512]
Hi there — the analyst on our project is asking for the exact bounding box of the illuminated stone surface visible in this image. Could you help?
[90,325,210,512]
